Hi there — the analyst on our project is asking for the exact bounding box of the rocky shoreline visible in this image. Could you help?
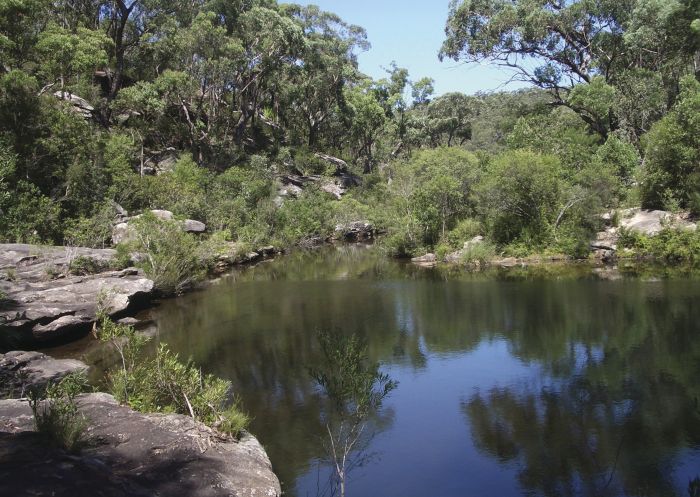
[410,208,698,268]
[0,351,281,497]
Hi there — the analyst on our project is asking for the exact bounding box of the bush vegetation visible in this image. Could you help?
[96,316,249,437]
[27,372,90,453]
[618,227,700,263]
[0,0,698,264]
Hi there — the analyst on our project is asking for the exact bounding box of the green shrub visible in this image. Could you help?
[123,212,208,294]
[554,227,591,259]
[69,255,108,275]
[479,149,562,248]
[276,188,335,247]
[0,181,61,243]
[380,226,420,258]
[96,317,249,438]
[435,242,451,261]
[63,204,115,248]
[27,372,90,453]
[44,265,62,280]
[446,218,482,249]
[461,240,497,264]
[618,227,700,263]
[640,77,700,211]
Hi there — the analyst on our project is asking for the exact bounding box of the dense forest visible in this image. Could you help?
[0,0,699,265]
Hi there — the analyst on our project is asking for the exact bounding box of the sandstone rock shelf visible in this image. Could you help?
[0,244,154,350]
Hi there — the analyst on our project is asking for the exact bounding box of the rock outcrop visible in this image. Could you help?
[53,91,94,119]
[275,155,362,203]
[0,244,154,349]
[334,221,375,242]
[213,243,280,272]
[591,208,697,258]
[0,392,281,496]
[618,208,696,235]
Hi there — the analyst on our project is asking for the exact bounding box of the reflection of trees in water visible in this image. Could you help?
[149,247,700,496]
[464,289,700,497]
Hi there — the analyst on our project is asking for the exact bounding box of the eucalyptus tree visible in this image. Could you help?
[280,4,368,148]
[344,82,386,173]
[411,77,435,106]
[440,0,700,138]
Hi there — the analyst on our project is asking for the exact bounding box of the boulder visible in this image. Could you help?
[314,153,349,174]
[619,208,696,235]
[321,181,345,200]
[591,229,618,251]
[112,222,134,245]
[443,236,485,264]
[183,219,206,233]
[0,393,281,497]
[143,148,179,175]
[111,201,129,222]
[411,253,437,267]
[464,235,484,249]
[276,171,358,202]
[0,351,88,398]
[258,246,277,256]
[150,209,174,221]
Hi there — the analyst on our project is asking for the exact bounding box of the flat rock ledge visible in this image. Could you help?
[0,244,155,349]
[0,350,88,398]
[0,392,281,497]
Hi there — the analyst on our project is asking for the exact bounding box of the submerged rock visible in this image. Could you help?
[0,393,281,497]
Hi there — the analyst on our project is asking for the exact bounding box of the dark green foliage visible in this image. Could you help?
[276,188,336,247]
[479,150,562,247]
[0,0,697,263]
[640,77,700,212]
[68,256,108,276]
[618,227,700,263]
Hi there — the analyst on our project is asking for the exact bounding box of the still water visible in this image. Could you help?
[146,246,700,497]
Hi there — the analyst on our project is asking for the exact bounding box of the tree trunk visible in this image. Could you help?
[108,1,136,103]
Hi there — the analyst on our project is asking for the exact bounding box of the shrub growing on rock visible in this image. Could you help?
[27,372,90,453]
[123,211,208,294]
[96,317,249,438]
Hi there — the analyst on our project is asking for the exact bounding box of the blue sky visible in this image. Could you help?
[291,0,528,96]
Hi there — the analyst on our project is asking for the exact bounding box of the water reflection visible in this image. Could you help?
[145,246,700,497]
